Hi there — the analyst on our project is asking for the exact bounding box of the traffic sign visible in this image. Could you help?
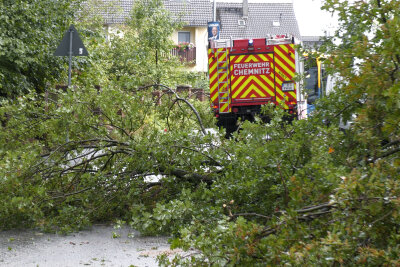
[54,25,88,56]
[54,25,88,88]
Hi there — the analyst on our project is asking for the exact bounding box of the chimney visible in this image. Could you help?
[242,0,248,19]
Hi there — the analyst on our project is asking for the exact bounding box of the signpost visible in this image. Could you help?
[54,25,88,142]
[54,25,88,87]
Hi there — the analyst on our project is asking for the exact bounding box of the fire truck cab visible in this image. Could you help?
[208,35,304,135]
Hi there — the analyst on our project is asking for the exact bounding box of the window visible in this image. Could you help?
[305,67,318,91]
[238,19,246,26]
[178,32,190,43]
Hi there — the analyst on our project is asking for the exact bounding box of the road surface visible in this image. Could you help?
[0,224,178,267]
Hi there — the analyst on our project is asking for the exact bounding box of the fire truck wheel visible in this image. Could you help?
[217,117,238,138]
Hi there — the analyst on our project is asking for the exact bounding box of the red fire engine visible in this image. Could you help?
[208,35,302,134]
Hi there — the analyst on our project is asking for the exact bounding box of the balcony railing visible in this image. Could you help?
[170,47,196,64]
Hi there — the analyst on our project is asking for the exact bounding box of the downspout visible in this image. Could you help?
[213,0,216,21]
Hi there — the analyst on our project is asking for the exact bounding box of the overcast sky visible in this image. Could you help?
[293,0,338,36]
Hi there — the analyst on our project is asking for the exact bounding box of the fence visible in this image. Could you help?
[170,47,196,64]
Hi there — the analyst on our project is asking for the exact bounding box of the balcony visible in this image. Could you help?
[170,47,196,64]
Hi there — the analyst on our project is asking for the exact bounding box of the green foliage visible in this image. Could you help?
[157,0,400,265]
[106,0,184,89]
[0,0,80,99]
[321,0,400,150]
[0,84,213,232]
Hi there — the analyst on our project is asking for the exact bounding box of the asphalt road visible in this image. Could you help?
[0,225,177,267]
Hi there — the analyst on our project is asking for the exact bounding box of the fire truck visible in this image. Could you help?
[208,35,304,135]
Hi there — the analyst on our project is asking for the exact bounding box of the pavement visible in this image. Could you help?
[0,224,178,267]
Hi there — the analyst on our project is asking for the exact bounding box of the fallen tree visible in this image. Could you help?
[1,0,400,265]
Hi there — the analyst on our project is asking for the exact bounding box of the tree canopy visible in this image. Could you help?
[0,0,81,99]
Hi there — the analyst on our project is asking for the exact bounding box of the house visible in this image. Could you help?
[91,0,300,73]
[215,0,300,40]
[164,0,213,72]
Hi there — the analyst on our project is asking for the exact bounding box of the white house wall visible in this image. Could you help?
[195,27,208,72]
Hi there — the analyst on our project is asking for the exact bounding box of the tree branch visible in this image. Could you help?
[141,84,207,135]
[171,145,221,166]
[39,187,91,203]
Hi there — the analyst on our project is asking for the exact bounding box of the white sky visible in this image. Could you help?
[293,0,338,36]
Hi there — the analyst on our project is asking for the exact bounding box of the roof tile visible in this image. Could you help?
[90,0,300,39]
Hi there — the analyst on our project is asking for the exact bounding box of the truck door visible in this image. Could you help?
[273,44,297,110]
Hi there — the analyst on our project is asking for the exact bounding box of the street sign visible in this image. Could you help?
[54,25,88,143]
[54,25,88,88]
[54,25,88,56]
